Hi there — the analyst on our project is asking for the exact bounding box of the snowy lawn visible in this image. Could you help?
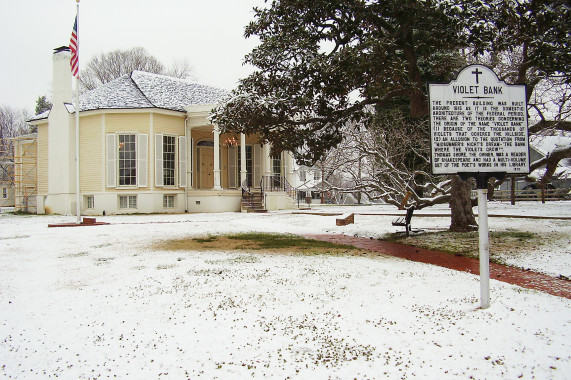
[0,202,570,379]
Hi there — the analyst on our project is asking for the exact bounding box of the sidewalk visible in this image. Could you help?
[295,210,571,220]
[305,234,571,300]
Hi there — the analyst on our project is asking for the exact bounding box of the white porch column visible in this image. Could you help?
[286,151,295,185]
[263,143,272,177]
[213,125,222,190]
[240,133,247,186]
[187,124,193,190]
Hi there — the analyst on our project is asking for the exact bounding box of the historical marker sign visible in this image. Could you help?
[429,65,530,309]
[429,65,529,175]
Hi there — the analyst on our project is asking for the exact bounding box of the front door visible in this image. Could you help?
[197,146,214,189]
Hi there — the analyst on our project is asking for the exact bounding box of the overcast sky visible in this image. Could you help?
[0,0,265,113]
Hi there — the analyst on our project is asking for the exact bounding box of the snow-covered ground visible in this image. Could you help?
[0,202,569,379]
[298,202,571,278]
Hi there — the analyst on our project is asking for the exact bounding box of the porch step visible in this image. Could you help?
[241,201,267,213]
[241,191,267,213]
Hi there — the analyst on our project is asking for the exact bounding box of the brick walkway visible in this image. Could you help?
[305,234,571,300]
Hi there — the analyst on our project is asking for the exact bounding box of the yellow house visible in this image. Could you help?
[27,47,298,215]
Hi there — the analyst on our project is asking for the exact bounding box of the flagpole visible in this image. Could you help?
[74,0,81,223]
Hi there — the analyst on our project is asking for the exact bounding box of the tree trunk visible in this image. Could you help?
[449,176,477,232]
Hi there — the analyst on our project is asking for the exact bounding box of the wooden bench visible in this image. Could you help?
[336,213,355,226]
[392,206,415,236]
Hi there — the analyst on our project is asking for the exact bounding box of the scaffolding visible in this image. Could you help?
[0,135,37,213]
[0,138,14,208]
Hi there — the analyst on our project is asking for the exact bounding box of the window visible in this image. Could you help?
[163,195,175,208]
[2,188,7,199]
[107,133,147,188]
[86,195,94,209]
[163,135,176,186]
[118,134,137,186]
[119,195,137,209]
[314,171,321,181]
[156,134,185,188]
[272,155,282,176]
[237,145,253,187]
[299,170,306,182]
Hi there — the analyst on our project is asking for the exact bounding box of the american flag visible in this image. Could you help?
[69,16,78,77]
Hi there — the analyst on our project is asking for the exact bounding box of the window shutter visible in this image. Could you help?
[179,136,187,188]
[106,134,116,188]
[155,134,163,187]
[190,138,194,188]
[253,144,262,187]
[137,134,148,188]
[228,146,237,188]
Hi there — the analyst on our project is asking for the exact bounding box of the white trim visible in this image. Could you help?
[263,144,272,176]
[75,108,186,118]
[137,133,148,188]
[228,145,237,188]
[179,136,187,188]
[155,133,163,187]
[106,133,116,188]
[254,144,262,187]
[213,126,222,190]
[150,113,154,191]
[190,137,194,189]
[240,133,247,186]
[116,133,138,188]
[101,114,106,192]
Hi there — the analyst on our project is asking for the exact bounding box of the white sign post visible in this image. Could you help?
[429,65,529,309]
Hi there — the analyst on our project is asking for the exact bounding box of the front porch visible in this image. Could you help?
[186,105,298,212]
[186,175,300,213]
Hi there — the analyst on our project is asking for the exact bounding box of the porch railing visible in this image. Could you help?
[241,178,264,210]
[260,175,299,208]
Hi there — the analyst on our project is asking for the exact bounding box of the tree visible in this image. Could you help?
[321,108,458,210]
[213,0,569,231]
[470,0,571,189]
[212,0,483,230]
[1,105,31,184]
[80,47,193,91]
[35,95,52,115]
[166,58,194,81]
[0,105,30,140]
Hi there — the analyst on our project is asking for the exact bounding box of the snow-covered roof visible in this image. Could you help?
[79,74,155,111]
[80,71,229,113]
[528,132,571,180]
[28,109,50,122]
[529,133,571,157]
[530,165,571,181]
[29,71,230,121]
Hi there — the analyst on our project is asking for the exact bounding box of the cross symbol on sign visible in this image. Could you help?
[472,68,483,84]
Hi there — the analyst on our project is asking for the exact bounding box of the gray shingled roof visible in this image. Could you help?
[79,74,155,111]
[130,71,229,111]
[81,71,229,112]
[29,71,229,121]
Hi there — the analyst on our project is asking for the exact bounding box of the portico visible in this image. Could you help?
[184,105,296,212]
